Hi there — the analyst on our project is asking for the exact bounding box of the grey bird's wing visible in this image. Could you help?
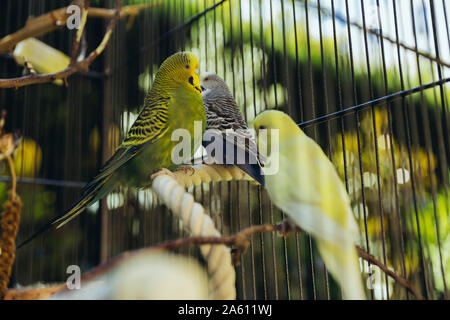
[202,89,265,185]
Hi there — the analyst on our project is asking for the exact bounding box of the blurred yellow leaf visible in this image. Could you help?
[13,138,42,177]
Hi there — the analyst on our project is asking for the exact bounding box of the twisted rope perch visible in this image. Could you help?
[173,164,254,187]
[153,164,426,300]
[4,164,251,300]
[2,164,423,300]
[152,164,256,300]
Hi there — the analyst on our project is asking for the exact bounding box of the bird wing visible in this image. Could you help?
[203,91,265,167]
[269,134,360,246]
[17,99,173,248]
[89,98,171,186]
[61,98,172,225]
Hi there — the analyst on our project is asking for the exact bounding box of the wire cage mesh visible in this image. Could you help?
[0,0,449,300]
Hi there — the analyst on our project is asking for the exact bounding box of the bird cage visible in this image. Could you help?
[0,0,448,300]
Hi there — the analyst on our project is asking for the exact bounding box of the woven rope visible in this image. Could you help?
[152,164,255,300]
[173,164,254,187]
[2,165,251,299]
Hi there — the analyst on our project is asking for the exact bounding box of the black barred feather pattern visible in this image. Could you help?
[203,91,257,149]
[79,52,197,185]
[88,97,171,189]
[18,52,203,249]
[201,74,265,185]
[123,97,170,145]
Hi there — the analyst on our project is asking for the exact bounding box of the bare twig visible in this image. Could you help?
[87,3,162,19]
[149,222,425,300]
[83,0,121,66]
[5,156,16,199]
[355,247,425,300]
[0,1,161,55]
[78,225,277,285]
[2,221,424,300]
[81,220,425,300]
[0,1,81,54]
[70,0,90,64]
[79,33,88,61]
[0,65,81,88]
[0,0,122,89]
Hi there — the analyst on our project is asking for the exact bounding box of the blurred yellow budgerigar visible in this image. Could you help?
[13,38,70,86]
[254,110,366,300]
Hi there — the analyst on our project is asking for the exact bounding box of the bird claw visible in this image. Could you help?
[230,234,250,266]
[231,248,242,266]
[150,168,176,180]
[231,244,249,266]
[175,166,196,176]
[278,219,296,237]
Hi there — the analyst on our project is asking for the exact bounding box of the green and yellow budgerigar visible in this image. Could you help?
[18,52,205,248]
[254,110,366,300]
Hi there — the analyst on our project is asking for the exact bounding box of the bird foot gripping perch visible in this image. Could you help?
[150,167,176,180]
[172,163,254,187]
[278,219,298,237]
[151,166,239,300]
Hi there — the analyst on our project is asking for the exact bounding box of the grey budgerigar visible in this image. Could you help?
[200,72,265,185]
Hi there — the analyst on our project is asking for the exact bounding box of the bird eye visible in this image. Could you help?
[185,65,190,69]
[204,77,209,81]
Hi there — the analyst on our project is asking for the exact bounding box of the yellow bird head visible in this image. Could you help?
[254,110,303,151]
[254,110,303,137]
[154,52,202,95]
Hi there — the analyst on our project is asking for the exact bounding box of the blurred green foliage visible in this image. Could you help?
[0,0,448,299]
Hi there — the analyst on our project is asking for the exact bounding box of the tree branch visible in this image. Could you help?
[0,1,161,55]
[3,221,425,300]
[355,247,425,300]
[87,3,162,19]
[70,0,90,64]
[0,3,77,54]
[151,222,425,300]
[0,0,122,89]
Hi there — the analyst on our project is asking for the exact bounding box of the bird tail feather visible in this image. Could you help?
[17,176,110,249]
[53,193,95,229]
[238,163,265,186]
[317,239,366,300]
